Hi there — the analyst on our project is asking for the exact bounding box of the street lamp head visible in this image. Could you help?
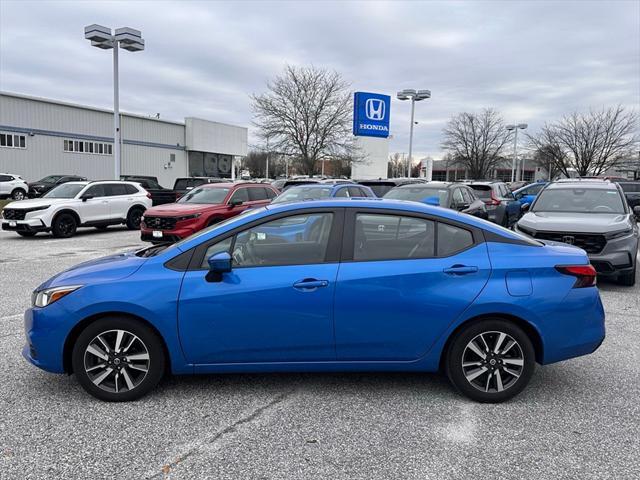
[120,39,145,52]
[91,40,114,50]
[517,123,528,129]
[115,27,143,44]
[84,24,112,43]
[416,89,431,100]
[401,88,417,96]
[396,92,409,101]
[505,124,516,130]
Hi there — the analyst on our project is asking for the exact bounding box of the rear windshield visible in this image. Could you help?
[533,188,626,214]
[174,179,206,190]
[384,186,449,204]
[620,183,640,193]
[468,185,492,198]
[43,184,85,198]
[360,183,394,197]
[178,186,229,204]
[272,186,333,203]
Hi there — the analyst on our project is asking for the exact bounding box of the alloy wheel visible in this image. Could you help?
[13,190,25,200]
[461,330,524,393]
[83,329,150,393]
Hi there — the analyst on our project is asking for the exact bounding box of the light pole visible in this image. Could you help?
[84,25,145,180]
[397,89,430,177]
[506,123,527,182]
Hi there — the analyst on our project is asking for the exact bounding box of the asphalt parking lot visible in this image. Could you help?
[0,227,638,480]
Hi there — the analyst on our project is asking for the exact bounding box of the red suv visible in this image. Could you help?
[140,182,278,243]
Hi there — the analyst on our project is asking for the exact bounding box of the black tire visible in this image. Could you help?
[11,189,26,201]
[71,317,166,402]
[52,213,77,238]
[446,319,535,403]
[126,207,145,230]
[618,265,636,287]
[17,231,37,237]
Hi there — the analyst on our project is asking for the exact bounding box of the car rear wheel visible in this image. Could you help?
[11,189,26,200]
[446,319,535,403]
[126,207,145,230]
[71,317,165,402]
[52,213,77,238]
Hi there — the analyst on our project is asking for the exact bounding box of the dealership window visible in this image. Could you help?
[64,139,112,155]
[0,132,26,149]
[188,151,233,178]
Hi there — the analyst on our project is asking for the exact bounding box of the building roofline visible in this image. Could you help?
[0,90,186,126]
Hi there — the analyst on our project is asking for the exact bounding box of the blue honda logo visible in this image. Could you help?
[353,92,390,138]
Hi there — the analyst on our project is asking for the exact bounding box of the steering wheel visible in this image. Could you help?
[593,205,613,212]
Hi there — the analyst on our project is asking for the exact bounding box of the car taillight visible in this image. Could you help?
[485,191,500,206]
[146,193,152,199]
[555,265,597,288]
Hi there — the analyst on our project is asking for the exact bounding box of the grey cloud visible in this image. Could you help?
[1,0,638,159]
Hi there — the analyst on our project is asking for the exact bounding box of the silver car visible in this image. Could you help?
[515,179,639,286]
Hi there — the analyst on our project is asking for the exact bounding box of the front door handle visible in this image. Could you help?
[293,278,329,291]
[443,265,478,275]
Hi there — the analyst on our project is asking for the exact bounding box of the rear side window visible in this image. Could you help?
[105,184,128,196]
[620,183,640,193]
[354,214,435,261]
[438,223,474,256]
[124,184,139,194]
[0,175,11,182]
[348,187,365,197]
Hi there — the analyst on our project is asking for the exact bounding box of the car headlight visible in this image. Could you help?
[605,228,633,240]
[32,285,82,308]
[176,213,201,222]
[26,205,51,213]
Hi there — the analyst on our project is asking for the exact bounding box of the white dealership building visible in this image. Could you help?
[0,92,248,187]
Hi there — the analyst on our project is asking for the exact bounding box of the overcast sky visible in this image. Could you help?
[1,0,638,159]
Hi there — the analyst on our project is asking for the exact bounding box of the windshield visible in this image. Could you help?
[43,183,85,198]
[533,188,626,214]
[272,186,333,204]
[174,178,206,190]
[384,186,449,205]
[38,175,63,184]
[177,186,229,204]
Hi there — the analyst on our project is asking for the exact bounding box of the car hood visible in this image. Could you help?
[3,198,66,209]
[28,183,51,188]
[144,203,222,216]
[519,211,630,233]
[36,251,147,291]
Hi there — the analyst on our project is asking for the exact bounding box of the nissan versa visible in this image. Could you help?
[23,199,605,403]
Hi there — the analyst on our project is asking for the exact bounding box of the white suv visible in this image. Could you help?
[1,181,152,238]
[0,173,29,200]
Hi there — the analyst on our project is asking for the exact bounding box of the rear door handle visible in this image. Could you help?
[443,265,478,275]
[293,279,329,290]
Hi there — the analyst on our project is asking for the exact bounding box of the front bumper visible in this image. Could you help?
[23,306,67,373]
[140,224,201,243]
[1,218,49,233]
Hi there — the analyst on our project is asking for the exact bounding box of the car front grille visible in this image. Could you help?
[2,209,26,220]
[532,231,606,254]
[143,216,177,230]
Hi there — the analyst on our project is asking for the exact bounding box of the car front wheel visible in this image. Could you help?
[446,319,535,403]
[71,317,165,401]
[52,213,77,238]
[126,207,145,230]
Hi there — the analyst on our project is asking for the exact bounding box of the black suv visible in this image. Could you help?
[173,177,227,199]
[617,181,640,219]
[28,175,87,197]
[120,175,176,206]
[383,182,488,219]
[356,178,426,197]
[463,180,522,227]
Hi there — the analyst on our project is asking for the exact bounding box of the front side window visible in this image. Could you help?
[229,188,249,204]
[178,187,230,204]
[231,213,334,267]
[533,188,626,214]
[354,214,435,261]
[42,183,86,199]
[248,187,268,201]
[201,237,234,268]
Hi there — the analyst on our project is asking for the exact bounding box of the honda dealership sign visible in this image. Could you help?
[353,92,390,138]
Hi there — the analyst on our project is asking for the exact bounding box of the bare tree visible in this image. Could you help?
[441,109,512,179]
[243,151,268,178]
[251,65,357,175]
[388,153,404,177]
[528,106,639,177]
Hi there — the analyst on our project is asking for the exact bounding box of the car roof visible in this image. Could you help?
[395,182,455,189]
[546,180,617,190]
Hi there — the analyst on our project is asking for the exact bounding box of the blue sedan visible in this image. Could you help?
[24,199,605,403]
[513,181,549,206]
[272,183,376,203]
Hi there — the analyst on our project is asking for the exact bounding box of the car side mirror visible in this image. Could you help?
[206,251,232,282]
[80,194,94,202]
[229,199,243,208]
[521,203,530,212]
